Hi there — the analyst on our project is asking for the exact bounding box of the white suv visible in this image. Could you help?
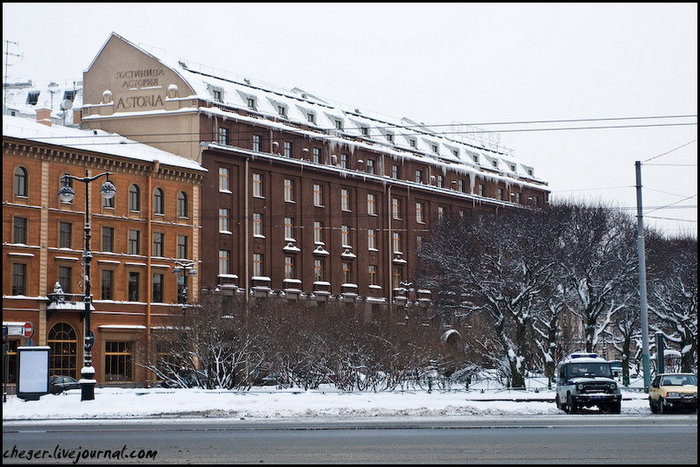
[555,353,621,414]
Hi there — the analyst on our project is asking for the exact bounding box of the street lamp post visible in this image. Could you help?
[172,260,197,305]
[59,170,116,401]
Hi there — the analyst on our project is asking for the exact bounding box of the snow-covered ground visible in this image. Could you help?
[3,378,652,421]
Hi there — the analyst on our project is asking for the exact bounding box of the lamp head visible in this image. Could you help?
[58,184,75,203]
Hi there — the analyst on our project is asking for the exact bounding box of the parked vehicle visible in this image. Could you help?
[49,375,81,394]
[648,373,697,414]
[555,352,621,414]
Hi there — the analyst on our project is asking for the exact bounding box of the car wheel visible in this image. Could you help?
[567,394,578,414]
[610,401,621,414]
[649,398,659,414]
[659,397,666,414]
[555,394,561,410]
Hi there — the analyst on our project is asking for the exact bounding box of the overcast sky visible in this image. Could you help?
[3,3,697,238]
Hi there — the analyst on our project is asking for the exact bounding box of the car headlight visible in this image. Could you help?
[609,382,617,391]
[577,383,583,391]
[666,392,682,397]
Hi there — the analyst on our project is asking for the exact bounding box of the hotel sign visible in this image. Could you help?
[114,67,166,111]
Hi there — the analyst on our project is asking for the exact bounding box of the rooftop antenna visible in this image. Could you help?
[3,40,23,115]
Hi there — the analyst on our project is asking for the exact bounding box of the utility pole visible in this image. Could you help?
[635,161,652,391]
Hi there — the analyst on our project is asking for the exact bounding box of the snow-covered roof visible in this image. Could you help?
[3,79,83,126]
[108,33,545,187]
[3,115,205,173]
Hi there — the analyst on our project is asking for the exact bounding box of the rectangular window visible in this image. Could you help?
[386,133,394,143]
[128,230,140,255]
[367,229,376,250]
[342,262,352,284]
[58,266,72,294]
[392,232,401,253]
[284,179,295,202]
[366,159,376,174]
[12,263,26,295]
[307,113,316,124]
[253,253,263,277]
[335,119,343,130]
[152,232,164,257]
[219,167,230,192]
[409,138,417,148]
[361,126,369,136]
[247,97,256,110]
[392,198,401,220]
[313,148,322,164]
[313,184,323,207]
[368,265,378,286]
[104,341,133,382]
[313,221,323,244]
[218,127,229,145]
[284,217,294,240]
[102,226,114,252]
[415,170,423,184]
[416,202,425,224]
[432,144,439,154]
[12,217,27,244]
[438,206,444,219]
[177,235,188,259]
[283,141,292,157]
[59,222,72,249]
[498,188,505,200]
[314,259,324,282]
[212,89,222,102]
[253,213,263,237]
[101,269,114,300]
[367,193,376,215]
[341,225,351,247]
[392,165,400,179]
[437,175,445,188]
[278,105,287,118]
[152,273,163,303]
[219,250,230,275]
[253,173,263,198]
[219,208,230,232]
[515,193,521,204]
[340,153,349,169]
[252,134,261,152]
[128,272,139,302]
[341,188,350,211]
[458,179,465,193]
[478,184,485,197]
[393,267,403,289]
[284,256,295,280]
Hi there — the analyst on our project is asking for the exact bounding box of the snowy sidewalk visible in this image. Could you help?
[2,386,651,421]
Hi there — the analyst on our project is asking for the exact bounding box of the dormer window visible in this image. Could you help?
[510,164,516,172]
[452,149,459,158]
[63,90,76,102]
[409,138,417,148]
[492,160,498,168]
[386,132,394,143]
[247,97,256,110]
[26,91,40,105]
[473,155,479,163]
[212,89,222,102]
[527,168,534,176]
[277,105,287,118]
[307,112,316,124]
[335,119,343,130]
[432,144,439,154]
[361,126,370,136]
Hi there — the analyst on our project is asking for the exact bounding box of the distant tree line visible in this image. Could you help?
[416,201,697,387]
[144,201,696,391]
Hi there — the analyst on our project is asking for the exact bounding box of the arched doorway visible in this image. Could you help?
[48,323,78,378]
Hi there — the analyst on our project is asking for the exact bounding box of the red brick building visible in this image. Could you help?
[79,33,549,312]
[3,115,205,387]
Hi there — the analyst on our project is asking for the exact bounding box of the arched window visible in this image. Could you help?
[14,166,28,197]
[129,184,140,212]
[177,191,188,218]
[153,188,164,215]
[48,323,77,378]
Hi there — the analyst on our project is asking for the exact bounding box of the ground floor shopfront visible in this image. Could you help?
[2,296,185,391]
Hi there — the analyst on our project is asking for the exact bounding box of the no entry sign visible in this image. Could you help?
[23,322,34,338]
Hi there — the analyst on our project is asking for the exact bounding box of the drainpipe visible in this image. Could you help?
[145,159,158,387]
[387,185,392,311]
[244,157,250,302]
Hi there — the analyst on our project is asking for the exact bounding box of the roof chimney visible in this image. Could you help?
[35,108,52,127]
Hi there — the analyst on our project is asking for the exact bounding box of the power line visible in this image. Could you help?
[644,194,697,216]
[642,139,697,163]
